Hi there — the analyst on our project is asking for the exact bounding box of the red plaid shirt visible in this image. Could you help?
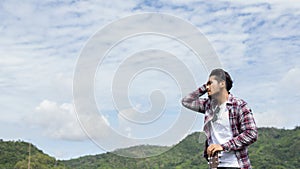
[182,84,258,169]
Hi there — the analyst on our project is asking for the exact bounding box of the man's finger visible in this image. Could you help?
[207,147,214,157]
[212,149,216,156]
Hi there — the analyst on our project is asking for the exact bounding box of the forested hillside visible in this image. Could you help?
[0,140,66,169]
[1,127,299,169]
[62,127,300,169]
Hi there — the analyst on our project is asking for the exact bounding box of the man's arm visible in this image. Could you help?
[181,84,208,113]
[221,102,258,151]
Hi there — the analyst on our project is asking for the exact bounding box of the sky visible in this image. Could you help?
[0,0,300,160]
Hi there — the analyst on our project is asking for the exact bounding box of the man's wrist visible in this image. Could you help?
[198,84,207,93]
[221,143,230,152]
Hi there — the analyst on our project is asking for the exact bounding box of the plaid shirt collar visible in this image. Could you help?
[203,94,233,133]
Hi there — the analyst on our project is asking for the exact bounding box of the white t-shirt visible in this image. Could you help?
[209,102,240,167]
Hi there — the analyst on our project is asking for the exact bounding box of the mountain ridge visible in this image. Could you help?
[1,127,299,169]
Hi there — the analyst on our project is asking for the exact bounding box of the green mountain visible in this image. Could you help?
[62,127,300,169]
[113,144,170,158]
[0,139,66,169]
[0,139,32,169]
[1,127,299,169]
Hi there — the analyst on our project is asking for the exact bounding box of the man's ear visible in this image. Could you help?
[220,81,226,88]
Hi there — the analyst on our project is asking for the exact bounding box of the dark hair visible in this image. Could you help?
[209,68,233,92]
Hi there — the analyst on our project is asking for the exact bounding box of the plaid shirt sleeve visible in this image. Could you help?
[221,100,258,152]
[181,84,208,113]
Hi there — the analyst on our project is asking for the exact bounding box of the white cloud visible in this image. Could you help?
[279,67,300,97]
[240,67,300,129]
[255,110,290,128]
[24,100,110,141]
[24,100,86,140]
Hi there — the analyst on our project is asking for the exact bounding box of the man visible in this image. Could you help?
[181,69,257,169]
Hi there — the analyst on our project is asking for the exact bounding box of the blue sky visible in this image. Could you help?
[0,0,299,159]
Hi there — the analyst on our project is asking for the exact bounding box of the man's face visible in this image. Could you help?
[206,75,223,98]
